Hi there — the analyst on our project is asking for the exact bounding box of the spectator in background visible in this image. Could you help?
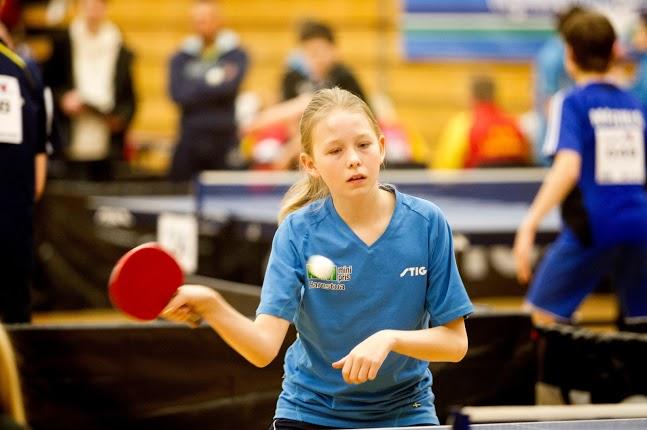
[280,20,366,103]
[0,325,26,429]
[244,20,367,169]
[629,11,647,108]
[533,6,587,165]
[168,0,248,181]
[432,76,530,169]
[0,22,60,157]
[280,50,310,102]
[43,0,136,181]
[0,14,47,323]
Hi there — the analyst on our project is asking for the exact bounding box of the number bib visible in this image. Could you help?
[0,75,23,144]
[595,125,646,184]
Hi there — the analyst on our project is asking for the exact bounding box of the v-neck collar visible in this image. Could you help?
[324,185,400,250]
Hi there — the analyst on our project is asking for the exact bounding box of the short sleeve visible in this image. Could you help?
[255,218,304,322]
[543,91,583,157]
[425,210,473,327]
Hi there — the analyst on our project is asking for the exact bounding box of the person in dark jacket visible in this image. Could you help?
[0,18,47,323]
[245,20,367,169]
[281,19,366,103]
[168,0,249,180]
[42,0,136,181]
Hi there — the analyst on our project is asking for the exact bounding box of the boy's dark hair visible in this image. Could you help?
[562,11,616,73]
[299,20,335,44]
[556,6,587,35]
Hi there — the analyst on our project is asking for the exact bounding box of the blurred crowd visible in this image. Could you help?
[1,1,646,180]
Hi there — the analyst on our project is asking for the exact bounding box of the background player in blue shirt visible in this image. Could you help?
[163,87,473,428]
[514,11,647,332]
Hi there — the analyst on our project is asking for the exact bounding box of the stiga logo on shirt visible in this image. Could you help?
[400,266,427,277]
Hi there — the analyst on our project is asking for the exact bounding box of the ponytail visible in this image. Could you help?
[278,174,328,223]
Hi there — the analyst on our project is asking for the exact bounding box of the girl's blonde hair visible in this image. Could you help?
[278,87,382,222]
[0,325,26,425]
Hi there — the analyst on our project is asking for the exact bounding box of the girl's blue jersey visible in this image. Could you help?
[257,187,473,428]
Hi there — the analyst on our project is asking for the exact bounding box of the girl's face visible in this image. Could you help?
[302,109,385,200]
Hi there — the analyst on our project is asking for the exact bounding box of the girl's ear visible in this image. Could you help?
[378,134,386,164]
[300,152,319,177]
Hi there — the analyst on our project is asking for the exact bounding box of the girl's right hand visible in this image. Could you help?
[162,285,221,326]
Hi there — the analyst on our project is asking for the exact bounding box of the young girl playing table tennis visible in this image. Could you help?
[163,87,473,429]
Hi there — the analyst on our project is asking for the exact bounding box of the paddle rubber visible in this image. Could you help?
[109,243,184,320]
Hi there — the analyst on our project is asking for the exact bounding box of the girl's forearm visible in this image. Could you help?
[202,295,289,368]
[386,319,468,363]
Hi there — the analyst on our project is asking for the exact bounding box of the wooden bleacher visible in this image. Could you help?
[23,0,534,170]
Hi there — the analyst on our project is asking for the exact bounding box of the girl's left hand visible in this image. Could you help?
[332,330,394,384]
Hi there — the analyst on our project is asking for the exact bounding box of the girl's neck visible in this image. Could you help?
[332,185,391,226]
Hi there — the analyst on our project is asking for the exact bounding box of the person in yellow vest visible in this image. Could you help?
[431,76,531,169]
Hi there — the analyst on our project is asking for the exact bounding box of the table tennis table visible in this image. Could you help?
[90,168,560,245]
[88,169,561,294]
[349,419,647,429]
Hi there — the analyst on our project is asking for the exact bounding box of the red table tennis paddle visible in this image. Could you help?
[109,242,186,321]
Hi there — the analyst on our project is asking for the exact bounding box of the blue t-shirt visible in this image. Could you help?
[544,81,647,247]
[256,187,473,428]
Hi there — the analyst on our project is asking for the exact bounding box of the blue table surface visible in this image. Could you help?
[90,193,561,234]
